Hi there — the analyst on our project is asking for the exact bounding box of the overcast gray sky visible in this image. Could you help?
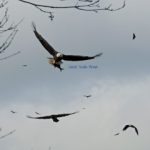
[0,0,150,150]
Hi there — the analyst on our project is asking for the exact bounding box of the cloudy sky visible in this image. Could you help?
[0,0,150,149]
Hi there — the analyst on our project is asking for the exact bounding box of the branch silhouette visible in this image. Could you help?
[0,1,23,60]
[18,0,126,20]
[0,51,21,61]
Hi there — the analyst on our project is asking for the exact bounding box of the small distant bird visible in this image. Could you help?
[32,22,103,71]
[82,107,86,110]
[10,110,17,114]
[84,95,92,98]
[35,112,40,115]
[22,65,27,67]
[114,133,120,136]
[122,124,139,135]
[27,111,79,123]
[133,33,136,40]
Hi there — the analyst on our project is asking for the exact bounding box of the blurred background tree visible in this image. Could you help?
[0,0,22,60]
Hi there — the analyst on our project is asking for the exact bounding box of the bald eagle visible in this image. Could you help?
[32,22,103,71]
[27,111,79,123]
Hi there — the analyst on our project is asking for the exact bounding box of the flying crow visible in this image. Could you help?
[27,111,79,123]
[114,133,120,136]
[22,65,27,67]
[133,33,136,40]
[10,110,17,114]
[84,95,92,98]
[122,124,139,135]
[35,112,40,115]
[32,22,103,71]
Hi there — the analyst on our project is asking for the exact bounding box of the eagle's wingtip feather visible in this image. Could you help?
[94,52,103,58]
[31,22,36,31]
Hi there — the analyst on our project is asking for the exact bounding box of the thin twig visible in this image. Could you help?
[0,51,21,61]
[18,0,126,19]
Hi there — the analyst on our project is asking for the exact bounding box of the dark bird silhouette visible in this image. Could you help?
[84,95,92,98]
[114,133,120,136]
[27,111,79,123]
[35,112,40,115]
[32,22,103,71]
[82,107,86,110]
[122,124,139,135]
[22,64,27,67]
[133,33,136,40]
[10,110,17,114]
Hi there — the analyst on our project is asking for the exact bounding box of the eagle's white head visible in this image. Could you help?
[56,53,63,58]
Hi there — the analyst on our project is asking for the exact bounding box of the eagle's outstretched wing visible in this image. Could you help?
[32,22,58,56]
[27,115,52,119]
[122,125,130,131]
[62,53,102,61]
[27,111,78,120]
[54,111,79,118]
[134,127,139,135]
[130,125,139,135]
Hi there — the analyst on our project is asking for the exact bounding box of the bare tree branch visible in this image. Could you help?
[18,0,126,20]
[0,51,21,61]
[0,18,23,56]
[0,7,9,29]
[0,1,23,60]
[0,18,24,33]
[0,29,18,53]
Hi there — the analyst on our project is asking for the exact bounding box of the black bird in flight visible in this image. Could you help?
[84,95,92,98]
[35,112,40,115]
[133,33,136,40]
[22,64,27,67]
[10,110,17,114]
[114,133,120,136]
[27,111,79,123]
[122,124,139,135]
[32,22,103,71]
[82,107,86,110]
